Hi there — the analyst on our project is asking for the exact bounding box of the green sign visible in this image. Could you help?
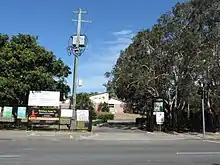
[154,101,163,112]
[3,107,13,118]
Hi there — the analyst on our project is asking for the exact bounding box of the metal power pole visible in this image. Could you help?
[70,8,90,131]
[201,83,206,138]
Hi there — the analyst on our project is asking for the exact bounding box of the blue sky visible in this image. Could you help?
[0,0,187,93]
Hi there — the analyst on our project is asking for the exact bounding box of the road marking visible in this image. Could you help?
[0,139,14,141]
[28,133,55,137]
[23,148,36,151]
[176,152,220,155]
[147,138,187,140]
[80,133,99,140]
[41,134,55,137]
[0,155,20,158]
[203,140,220,144]
[28,134,40,136]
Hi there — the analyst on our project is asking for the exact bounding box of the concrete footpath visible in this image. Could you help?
[0,130,94,141]
[0,130,220,141]
[172,132,220,140]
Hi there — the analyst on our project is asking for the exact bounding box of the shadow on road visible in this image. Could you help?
[95,121,144,132]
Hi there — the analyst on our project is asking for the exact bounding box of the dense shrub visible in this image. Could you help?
[97,102,110,112]
[91,109,97,120]
[97,113,114,122]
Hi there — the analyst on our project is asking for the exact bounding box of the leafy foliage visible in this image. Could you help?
[0,33,71,105]
[97,113,114,122]
[105,0,220,131]
[97,102,110,113]
[76,93,95,110]
[76,93,96,119]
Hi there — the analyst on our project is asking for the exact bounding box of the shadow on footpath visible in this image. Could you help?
[96,121,145,132]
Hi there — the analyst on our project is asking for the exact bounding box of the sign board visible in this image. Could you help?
[76,110,89,121]
[28,91,60,107]
[17,107,27,119]
[156,112,164,124]
[154,100,163,112]
[3,107,13,118]
[61,109,73,118]
[72,36,85,46]
[0,107,2,116]
[28,108,60,121]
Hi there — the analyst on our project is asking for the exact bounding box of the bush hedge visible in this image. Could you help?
[97,113,114,122]
[91,109,97,120]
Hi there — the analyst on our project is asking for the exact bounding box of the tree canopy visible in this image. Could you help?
[105,0,220,130]
[76,93,95,110]
[76,93,96,119]
[0,33,71,106]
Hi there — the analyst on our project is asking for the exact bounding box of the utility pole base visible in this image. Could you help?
[70,119,76,131]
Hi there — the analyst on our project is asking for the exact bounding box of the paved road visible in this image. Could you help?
[0,138,220,165]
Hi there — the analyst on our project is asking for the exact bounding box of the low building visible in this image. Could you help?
[59,97,71,109]
[60,93,125,114]
[89,93,125,114]
[108,98,125,114]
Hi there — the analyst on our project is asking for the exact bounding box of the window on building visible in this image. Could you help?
[108,104,114,108]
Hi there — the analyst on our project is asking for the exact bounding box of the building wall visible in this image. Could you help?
[92,99,124,114]
[89,93,109,104]
[108,98,124,114]
[60,93,125,114]
[112,103,124,113]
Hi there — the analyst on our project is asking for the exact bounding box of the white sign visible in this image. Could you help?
[61,109,73,118]
[156,112,164,124]
[76,110,89,121]
[28,91,60,107]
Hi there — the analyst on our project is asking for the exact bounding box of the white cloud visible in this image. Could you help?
[105,38,132,45]
[112,30,133,36]
[68,29,134,92]
[68,76,106,93]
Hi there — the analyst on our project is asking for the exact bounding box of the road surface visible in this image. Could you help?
[0,138,220,165]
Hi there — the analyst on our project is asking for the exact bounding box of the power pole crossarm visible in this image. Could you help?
[72,20,92,23]
[73,9,87,14]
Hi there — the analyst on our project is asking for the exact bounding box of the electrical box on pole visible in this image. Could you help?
[78,79,83,87]
[72,36,86,47]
